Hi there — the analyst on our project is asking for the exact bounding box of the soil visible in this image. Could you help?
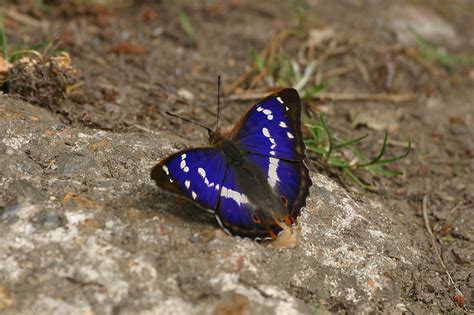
[0,0,473,314]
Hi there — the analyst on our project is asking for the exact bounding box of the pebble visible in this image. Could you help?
[381,5,460,47]
[177,88,194,102]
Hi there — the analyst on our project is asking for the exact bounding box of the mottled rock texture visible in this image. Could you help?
[1,97,419,314]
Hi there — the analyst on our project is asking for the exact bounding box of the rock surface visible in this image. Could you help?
[1,96,420,313]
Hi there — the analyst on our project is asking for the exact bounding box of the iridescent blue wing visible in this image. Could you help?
[228,88,311,224]
[230,88,306,161]
[215,164,283,240]
[244,153,311,220]
[151,148,227,211]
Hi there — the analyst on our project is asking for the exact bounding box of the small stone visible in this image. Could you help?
[381,5,460,47]
[81,218,101,230]
[0,285,15,310]
[34,210,62,230]
[1,204,21,225]
[213,293,250,315]
[467,273,474,288]
[177,89,194,102]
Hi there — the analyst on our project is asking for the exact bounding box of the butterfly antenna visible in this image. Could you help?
[215,75,221,133]
[166,111,212,133]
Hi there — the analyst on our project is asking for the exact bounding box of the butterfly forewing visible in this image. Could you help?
[151,148,227,211]
[230,88,306,161]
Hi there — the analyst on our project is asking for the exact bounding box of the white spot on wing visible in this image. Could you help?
[287,132,295,139]
[270,151,275,155]
[268,157,280,188]
[185,180,190,189]
[220,186,249,206]
[183,166,189,172]
[257,106,263,112]
[180,160,186,169]
[285,106,289,111]
[215,184,220,191]
[181,154,186,160]
[276,96,283,104]
[198,167,206,177]
[192,191,197,200]
[262,127,276,150]
[267,115,273,120]
[263,109,272,115]
[262,128,270,137]
[162,165,169,175]
[279,122,287,128]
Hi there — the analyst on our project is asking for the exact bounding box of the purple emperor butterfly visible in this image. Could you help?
[151,88,311,240]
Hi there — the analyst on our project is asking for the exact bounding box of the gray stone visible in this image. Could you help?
[381,5,461,47]
[0,96,420,314]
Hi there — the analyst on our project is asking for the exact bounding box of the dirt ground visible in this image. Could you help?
[0,0,473,314]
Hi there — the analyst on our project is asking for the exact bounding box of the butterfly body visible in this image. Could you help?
[151,88,311,240]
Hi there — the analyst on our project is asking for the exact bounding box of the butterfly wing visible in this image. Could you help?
[214,164,283,240]
[244,153,311,220]
[151,148,227,211]
[229,88,311,222]
[230,88,306,161]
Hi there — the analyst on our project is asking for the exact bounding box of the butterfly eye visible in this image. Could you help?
[251,213,261,224]
[280,196,288,207]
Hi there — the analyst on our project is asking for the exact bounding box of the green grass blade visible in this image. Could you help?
[251,49,265,71]
[303,82,326,98]
[343,169,376,191]
[369,138,411,166]
[333,133,369,150]
[319,113,333,157]
[178,11,195,42]
[360,131,388,167]
[304,140,328,155]
[365,164,404,177]
[0,21,8,59]
[329,158,349,168]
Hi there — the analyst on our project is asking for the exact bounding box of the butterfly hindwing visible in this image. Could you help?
[230,88,305,161]
[215,164,283,240]
[151,148,227,211]
[244,153,311,220]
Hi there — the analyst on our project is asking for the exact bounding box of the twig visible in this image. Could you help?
[223,67,253,96]
[422,195,465,306]
[0,8,47,29]
[355,59,372,85]
[228,91,418,103]
[401,48,444,78]
[307,92,417,102]
[223,32,278,95]
[321,64,357,80]
[378,138,416,149]
[249,30,292,88]
[123,120,161,135]
[294,60,317,92]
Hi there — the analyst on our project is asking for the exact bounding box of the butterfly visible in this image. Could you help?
[151,88,311,240]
